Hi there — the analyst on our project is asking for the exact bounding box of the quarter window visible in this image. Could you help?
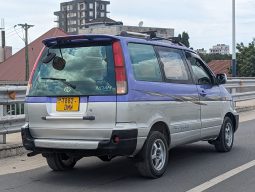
[157,47,189,82]
[128,43,162,82]
[186,53,213,85]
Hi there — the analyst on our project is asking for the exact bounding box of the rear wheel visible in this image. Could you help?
[136,131,169,179]
[46,153,77,171]
[214,117,234,152]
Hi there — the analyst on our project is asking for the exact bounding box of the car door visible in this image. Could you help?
[155,47,201,146]
[185,52,222,139]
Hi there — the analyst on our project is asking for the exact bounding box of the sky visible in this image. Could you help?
[0,0,255,53]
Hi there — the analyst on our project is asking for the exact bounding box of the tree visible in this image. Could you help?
[178,32,190,47]
[236,39,255,77]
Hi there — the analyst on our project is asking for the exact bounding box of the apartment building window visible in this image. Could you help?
[89,3,94,9]
[61,5,67,11]
[67,4,73,11]
[79,3,85,10]
[100,4,105,10]
[67,12,77,18]
[80,19,85,25]
[100,12,105,17]
[68,27,77,33]
[79,11,85,17]
[68,20,77,25]
[89,11,94,17]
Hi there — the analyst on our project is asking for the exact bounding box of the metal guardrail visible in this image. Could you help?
[225,78,255,102]
[0,78,255,144]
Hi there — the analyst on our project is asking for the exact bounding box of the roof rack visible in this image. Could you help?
[119,31,187,47]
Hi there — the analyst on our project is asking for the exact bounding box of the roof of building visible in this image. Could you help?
[207,60,232,77]
[0,28,67,81]
[86,17,122,26]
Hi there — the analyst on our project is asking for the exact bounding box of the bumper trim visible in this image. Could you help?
[34,139,99,150]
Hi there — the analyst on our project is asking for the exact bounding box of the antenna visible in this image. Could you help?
[138,21,143,27]
[1,18,4,29]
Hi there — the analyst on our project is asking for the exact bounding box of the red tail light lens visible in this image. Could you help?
[113,41,127,94]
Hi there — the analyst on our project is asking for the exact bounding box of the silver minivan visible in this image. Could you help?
[22,32,239,178]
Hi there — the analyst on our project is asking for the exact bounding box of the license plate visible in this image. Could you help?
[56,97,80,112]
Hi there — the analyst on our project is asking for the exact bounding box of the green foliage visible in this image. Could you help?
[178,32,190,47]
[236,39,255,77]
[199,53,231,63]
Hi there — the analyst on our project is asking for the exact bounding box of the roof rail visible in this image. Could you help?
[119,31,151,39]
[119,31,187,47]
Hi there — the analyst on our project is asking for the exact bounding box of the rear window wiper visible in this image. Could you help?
[41,77,76,89]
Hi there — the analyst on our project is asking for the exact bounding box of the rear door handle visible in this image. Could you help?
[41,116,95,121]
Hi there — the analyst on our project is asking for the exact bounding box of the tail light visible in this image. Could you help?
[113,41,127,95]
[26,47,45,96]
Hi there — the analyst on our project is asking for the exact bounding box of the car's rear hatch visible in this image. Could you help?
[26,35,124,142]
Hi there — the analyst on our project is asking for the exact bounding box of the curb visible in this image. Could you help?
[0,144,27,159]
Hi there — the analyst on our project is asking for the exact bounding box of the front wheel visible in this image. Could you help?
[136,131,169,179]
[46,153,77,171]
[214,117,234,152]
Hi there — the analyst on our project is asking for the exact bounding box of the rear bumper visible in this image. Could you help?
[21,124,138,157]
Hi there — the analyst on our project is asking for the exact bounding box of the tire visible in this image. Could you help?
[98,155,112,162]
[214,117,234,152]
[136,131,169,179]
[46,153,77,171]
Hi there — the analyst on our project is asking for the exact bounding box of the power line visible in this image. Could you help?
[17,23,34,81]
[14,26,25,41]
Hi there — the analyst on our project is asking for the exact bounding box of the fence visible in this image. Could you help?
[0,78,255,144]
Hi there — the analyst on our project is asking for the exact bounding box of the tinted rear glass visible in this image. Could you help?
[28,43,116,96]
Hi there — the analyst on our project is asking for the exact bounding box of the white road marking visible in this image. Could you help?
[186,160,255,192]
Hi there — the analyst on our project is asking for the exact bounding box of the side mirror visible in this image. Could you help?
[216,73,227,85]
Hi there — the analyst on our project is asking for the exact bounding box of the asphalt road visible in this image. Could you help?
[0,119,255,192]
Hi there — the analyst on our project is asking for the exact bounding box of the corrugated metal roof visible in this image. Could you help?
[208,60,232,77]
[0,28,67,81]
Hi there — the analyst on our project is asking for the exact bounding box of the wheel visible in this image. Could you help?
[136,131,169,179]
[214,117,234,152]
[46,153,77,171]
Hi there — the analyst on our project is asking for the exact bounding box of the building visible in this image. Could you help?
[54,0,110,34]
[209,44,230,55]
[208,60,231,77]
[79,25,174,39]
[0,46,12,63]
[0,28,67,81]
[196,48,207,54]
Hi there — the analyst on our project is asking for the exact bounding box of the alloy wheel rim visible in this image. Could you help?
[151,139,166,171]
[225,122,233,147]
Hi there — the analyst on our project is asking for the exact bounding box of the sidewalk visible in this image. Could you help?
[1,110,255,159]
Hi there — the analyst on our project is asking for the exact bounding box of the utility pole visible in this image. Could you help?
[17,23,34,81]
[232,0,237,77]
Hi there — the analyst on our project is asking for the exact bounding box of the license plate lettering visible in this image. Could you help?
[56,97,79,112]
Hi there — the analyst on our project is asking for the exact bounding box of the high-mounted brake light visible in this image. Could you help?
[113,41,127,95]
[26,47,45,96]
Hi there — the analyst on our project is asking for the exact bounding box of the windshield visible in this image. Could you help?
[28,43,116,96]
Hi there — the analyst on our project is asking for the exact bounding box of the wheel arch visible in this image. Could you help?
[225,112,238,132]
[149,121,171,148]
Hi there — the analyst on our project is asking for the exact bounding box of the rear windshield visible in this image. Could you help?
[28,43,116,96]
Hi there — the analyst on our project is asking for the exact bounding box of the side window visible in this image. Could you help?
[186,52,213,85]
[157,47,190,83]
[128,43,162,82]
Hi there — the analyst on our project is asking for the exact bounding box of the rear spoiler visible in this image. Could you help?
[42,35,121,47]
